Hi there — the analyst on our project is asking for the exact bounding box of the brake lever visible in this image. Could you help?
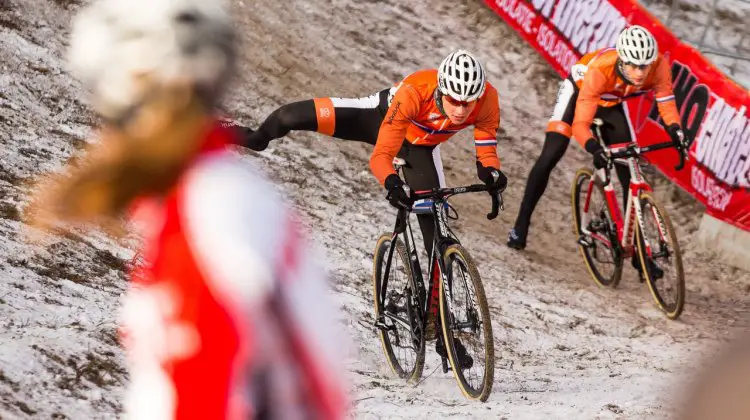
[674,143,688,171]
[487,191,503,220]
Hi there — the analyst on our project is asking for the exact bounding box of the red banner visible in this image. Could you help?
[484,0,750,231]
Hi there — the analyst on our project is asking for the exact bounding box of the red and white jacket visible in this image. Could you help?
[123,122,349,419]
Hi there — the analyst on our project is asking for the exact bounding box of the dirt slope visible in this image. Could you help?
[0,0,748,418]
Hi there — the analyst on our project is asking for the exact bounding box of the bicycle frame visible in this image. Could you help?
[378,178,500,344]
[582,148,651,258]
[581,139,677,262]
[379,195,456,333]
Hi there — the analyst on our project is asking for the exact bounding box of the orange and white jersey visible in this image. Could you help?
[570,48,680,144]
[122,122,349,420]
[370,69,501,184]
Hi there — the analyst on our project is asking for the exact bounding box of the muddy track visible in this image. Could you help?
[0,0,748,418]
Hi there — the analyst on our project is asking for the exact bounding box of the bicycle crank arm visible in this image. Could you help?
[453,320,481,332]
[441,357,451,373]
[373,317,392,331]
[651,248,671,258]
[379,312,412,330]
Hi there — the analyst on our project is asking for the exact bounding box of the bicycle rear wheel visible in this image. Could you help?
[636,194,685,319]
[439,244,494,401]
[571,168,623,287]
[372,234,425,383]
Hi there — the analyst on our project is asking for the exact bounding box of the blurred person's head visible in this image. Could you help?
[29,0,236,229]
[68,0,236,122]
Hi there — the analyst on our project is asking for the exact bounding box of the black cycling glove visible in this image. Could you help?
[384,174,413,210]
[476,163,508,193]
[585,138,609,170]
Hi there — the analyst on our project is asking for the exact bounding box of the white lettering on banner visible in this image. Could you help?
[691,166,733,211]
[495,0,536,33]
[550,0,572,33]
[569,0,598,52]
[527,0,626,56]
[531,0,555,18]
[696,98,750,188]
[588,3,626,53]
[538,23,578,71]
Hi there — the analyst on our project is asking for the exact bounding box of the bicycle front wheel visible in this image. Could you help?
[571,168,623,287]
[636,194,685,319]
[439,244,494,401]
[372,234,425,383]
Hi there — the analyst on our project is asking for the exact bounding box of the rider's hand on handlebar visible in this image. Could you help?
[477,163,508,194]
[667,123,687,149]
[667,124,690,171]
[585,138,610,169]
[384,174,413,210]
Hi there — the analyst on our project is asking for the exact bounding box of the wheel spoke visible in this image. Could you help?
[637,196,685,319]
[441,246,494,401]
[373,235,425,381]
[573,170,622,287]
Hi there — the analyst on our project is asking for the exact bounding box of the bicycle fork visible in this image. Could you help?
[427,252,458,373]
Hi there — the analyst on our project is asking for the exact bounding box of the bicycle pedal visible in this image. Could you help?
[578,235,593,247]
[374,315,396,332]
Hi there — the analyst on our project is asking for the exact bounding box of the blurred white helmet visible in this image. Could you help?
[67,0,236,120]
[615,25,658,66]
[438,50,487,102]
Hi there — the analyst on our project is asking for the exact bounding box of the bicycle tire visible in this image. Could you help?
[571,168,623,288]
[439,244,494,401]
[372,233,425,383]
[636,194,685,319]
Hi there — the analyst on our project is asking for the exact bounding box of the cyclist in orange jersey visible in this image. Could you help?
[234,51,505,368]
[508,25,686,256]
[235,50,506,259]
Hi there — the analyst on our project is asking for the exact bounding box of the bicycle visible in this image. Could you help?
[372,157,501,401]
[571,118,688,319]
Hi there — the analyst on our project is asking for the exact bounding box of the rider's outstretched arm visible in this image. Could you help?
[369,85,419,185]
[652,58,681,129]
[571,68,607,148]
[473,86,501,171]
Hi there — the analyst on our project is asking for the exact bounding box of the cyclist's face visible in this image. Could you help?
[622,62,653,86]
[442,95,477,124]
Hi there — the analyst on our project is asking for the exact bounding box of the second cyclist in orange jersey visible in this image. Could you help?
[568,48,679,144]
[507,25,687,252]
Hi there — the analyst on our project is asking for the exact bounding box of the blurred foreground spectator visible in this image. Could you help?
[28,0,349,418]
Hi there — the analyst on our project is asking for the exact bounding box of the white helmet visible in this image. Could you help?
[438,50,487,102]
[67,0,236,120]
[615,25,658,66]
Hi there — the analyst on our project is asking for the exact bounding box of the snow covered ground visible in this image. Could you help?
[1,0,749,418]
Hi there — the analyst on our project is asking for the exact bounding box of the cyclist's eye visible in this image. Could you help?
[626,63,650,71]
[444,96,474,107]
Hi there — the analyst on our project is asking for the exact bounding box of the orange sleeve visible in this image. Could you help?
[473,87,501,169]
[652,58,680,127]
[370,85,420,185]
[572,68,608,147]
